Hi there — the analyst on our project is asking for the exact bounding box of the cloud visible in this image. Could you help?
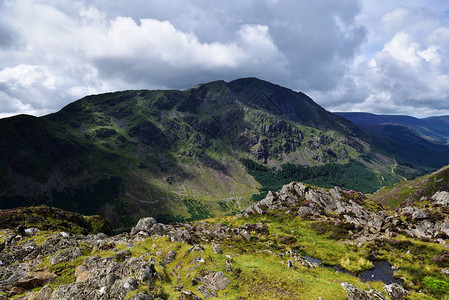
[0,0,366,117]
[314,4,449,117]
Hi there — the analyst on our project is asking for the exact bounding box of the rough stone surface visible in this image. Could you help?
[49,247,82,265]
[197,270,230,291]
[341,282,387,300]
[383,283,408,300]
[130,217,158,236]
[164,250,177,265]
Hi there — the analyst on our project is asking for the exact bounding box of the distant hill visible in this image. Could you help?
[336,112,449,143]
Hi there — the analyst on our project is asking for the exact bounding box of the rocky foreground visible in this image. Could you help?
[246,182,449,243]
[1,182,449,299]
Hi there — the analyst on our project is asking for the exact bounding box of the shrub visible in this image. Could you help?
[432,251,449,267]
[422,276,449,295]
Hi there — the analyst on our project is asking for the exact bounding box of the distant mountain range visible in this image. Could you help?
[336,112,449,142]
[2,78,449,230]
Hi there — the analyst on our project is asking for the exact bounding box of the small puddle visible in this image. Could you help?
[302,255,322,265]
[360,260,402,285]
[302,256,401,285]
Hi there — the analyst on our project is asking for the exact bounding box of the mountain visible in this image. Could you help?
[336,112,449,143]
[0,78,444,230]
[3,179,449,299]
[422,115,449,138]
[336,112,449,170]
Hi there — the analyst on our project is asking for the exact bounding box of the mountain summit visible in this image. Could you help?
[0,78,445,229]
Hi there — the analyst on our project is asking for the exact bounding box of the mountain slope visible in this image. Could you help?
[336,112,449,144]
[423,115,449,138]
[370,164,449,208]
[336,112,449,170]
[0,78,442,229]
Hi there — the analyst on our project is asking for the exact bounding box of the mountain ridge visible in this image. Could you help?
[0,78,447,230]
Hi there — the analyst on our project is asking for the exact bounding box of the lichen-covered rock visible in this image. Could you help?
[341,282,386,300]
[130,217,158,236]
[49,247,82,265]
[432,191,449,206]
[383,283,408,300]
[33,285,53,300]
[197,270,230,291]
[41,237,78,256]
[164,250,177,265]
[239,229,251,241]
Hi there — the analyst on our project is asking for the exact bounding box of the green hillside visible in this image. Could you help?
[0,78,442,230]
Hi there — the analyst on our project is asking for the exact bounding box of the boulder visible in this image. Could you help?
[130,217,158,236]
[341,282,386,300]
[432,191,449,206]
[164,250,177,265]
[239,230,251,241]
[411,209,427,220]
[34,285,53,300]
[383,283,407,300]
[49,247,82,265]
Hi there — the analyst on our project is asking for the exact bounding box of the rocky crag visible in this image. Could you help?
[2,181,449,298]
[246,181,449,244]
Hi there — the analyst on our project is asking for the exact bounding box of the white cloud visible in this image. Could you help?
[0,0,367,117]
[314,3,449,117]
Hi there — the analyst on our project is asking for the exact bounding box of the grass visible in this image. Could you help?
[13,207,449,299]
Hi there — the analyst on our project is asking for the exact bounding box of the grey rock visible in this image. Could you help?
[130,217,158,236]
[383,283,407,300]
[432,191,449,206]
[50,282,97,300]
[441,269,449,275]
[197,271,230,291]
[298,206,321,216]
[341,282,387,300]
[49,247,82,265]
[164,250,177,265]
[197,285,217,298]
[412,209,427,220]
[401,206,415,215]
[185,245,205,256]
[115,249,131,261]
[212,243,223,254]
[225,260,233,272]
[180,290,203,300]
[239,230,251,241]
[34,285,53,300]
[129,293,154,300]
[191,256,205,264]
[287,260,295,269]
[24,228,39,236]
[41,237,77,256]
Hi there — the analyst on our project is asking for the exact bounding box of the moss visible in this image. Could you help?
[423,276,449,296]
[124,284,151,300]
[48,258,84,287]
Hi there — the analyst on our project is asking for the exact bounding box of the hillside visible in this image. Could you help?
[0,78,441,230]
[3,181,449,299]
[336,112,449,146]
[370,164,449,208]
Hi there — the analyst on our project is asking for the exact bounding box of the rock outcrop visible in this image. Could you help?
[246,181,449,243]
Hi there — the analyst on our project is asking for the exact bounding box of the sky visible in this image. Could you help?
[1,0,449,118]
